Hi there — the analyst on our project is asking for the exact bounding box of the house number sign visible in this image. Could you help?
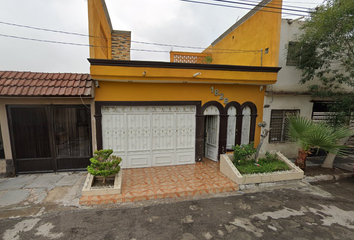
[210,86,229,104]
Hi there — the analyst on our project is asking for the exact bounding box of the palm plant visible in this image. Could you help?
[286,115,353,170]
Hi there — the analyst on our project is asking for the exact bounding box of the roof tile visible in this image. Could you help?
[52,87,60,95]
[15,86,23,95]
[45,87,53,95]
[65,87,73,95]
[2,71,12,78]
[27,87,35,95]
[0,71,91,97]
[22,72,31,79]
[67,80,75,87]
[78,88,85,96]
[8,72,18,79]
[71,88,79,95]
[22,86,30,95]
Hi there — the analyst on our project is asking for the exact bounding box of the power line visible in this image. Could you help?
[283,0,320,4]
[179,0,308,17]
[0,20,261,53]
[235,0,317,9]
[0,33,261,54]
[0,33,90,47]
[209,0,310,13]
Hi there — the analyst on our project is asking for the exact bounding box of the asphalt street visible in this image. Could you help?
[1,177,354,240]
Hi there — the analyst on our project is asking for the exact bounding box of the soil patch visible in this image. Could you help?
[305,166,351,177]
[92,178,114,188]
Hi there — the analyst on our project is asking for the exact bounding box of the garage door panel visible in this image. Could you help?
[127,114,150,151]
[176,151,194,164]
[103,114,126,151]
[152,152,174,166]
[152,113,174,150]
[176,113,195,149]
[127,154,151,168]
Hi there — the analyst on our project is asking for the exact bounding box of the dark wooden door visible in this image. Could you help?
[8,105,91,173]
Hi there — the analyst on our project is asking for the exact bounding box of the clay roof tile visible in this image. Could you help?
[0,71,91,97]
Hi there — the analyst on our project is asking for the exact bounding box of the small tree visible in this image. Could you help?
[286,116,353,171]
[292,0,354,125]
[87,149,122,183]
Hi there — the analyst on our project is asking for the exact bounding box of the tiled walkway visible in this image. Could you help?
[80,159,238,205]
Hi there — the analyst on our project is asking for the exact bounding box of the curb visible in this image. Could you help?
[305,173,354,183]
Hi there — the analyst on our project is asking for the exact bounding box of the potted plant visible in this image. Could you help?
[87,149,122,184]
[81,149,123,197]
[286,115,353,171]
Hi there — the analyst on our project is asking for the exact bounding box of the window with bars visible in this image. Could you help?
[269,109,300,143]
[286,41,299,66]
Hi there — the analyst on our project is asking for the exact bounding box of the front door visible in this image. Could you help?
[8,105,91,173]
[205,115,219,161]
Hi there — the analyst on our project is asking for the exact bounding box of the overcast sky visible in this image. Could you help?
[0,0,324,73]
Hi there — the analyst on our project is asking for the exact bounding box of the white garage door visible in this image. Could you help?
[102,106,196,168]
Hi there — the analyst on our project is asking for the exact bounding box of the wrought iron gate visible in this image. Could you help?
[7,105,91,173]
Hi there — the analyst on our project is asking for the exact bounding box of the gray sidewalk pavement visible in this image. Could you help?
[0,172,87,219]
[0,154,353,220]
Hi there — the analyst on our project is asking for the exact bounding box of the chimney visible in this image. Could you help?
[111,30,131,60]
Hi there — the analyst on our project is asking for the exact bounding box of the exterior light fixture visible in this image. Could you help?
[193,72,201,77]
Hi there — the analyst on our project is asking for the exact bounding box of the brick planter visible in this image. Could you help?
[220,152,304,185]
[81,171,122,197]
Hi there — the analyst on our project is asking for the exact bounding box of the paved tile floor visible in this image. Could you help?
[80,159,238,205]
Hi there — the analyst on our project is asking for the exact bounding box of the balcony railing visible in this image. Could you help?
[170,51,212,64]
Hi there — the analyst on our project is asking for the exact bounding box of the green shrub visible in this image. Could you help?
[234,151,290,174]
[232,142,257,166]
[87,149,122,183]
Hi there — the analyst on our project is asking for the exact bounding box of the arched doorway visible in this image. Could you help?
[203,105,220,161]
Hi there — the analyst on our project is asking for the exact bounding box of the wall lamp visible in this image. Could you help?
[193,72,201,77]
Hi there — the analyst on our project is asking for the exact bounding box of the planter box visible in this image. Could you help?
[82,171,122,196]
[220,152,304,185]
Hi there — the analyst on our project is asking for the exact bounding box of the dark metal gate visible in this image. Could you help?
[7,105,91,174]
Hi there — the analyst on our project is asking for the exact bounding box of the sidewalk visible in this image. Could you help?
[1,155,353,218]
[0,172,86,219]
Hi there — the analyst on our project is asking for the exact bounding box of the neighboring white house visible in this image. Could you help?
[261,19,314,157]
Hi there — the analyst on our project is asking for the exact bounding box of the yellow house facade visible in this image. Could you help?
[88,0,282,168]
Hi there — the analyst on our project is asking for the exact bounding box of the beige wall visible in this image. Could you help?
[260,94,313,158]
[0,97,96,160]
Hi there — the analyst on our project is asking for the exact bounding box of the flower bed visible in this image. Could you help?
[81,171,122,197]
[220,152,304,185]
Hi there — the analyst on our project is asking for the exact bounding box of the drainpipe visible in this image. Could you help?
[260,49,263,66]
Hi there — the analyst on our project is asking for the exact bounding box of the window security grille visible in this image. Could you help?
[269,109,300,143]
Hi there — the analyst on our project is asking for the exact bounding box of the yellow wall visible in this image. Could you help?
[90,65,278,85]
[95,81,265,146]
[204,0,282,67]
[88,0,112,59]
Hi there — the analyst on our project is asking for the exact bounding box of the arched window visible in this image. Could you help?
[241,106,251,145]
[226,106,237,149]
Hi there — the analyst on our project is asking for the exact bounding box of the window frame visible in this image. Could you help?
[269,109,300,143]
[286,41,298,66]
